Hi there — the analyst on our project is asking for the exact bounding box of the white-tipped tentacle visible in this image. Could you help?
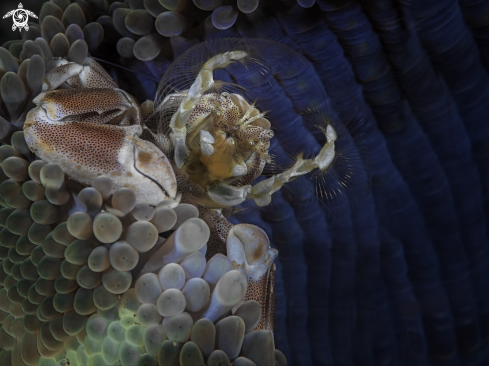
[140,218,210,273]
[200,270,248,323]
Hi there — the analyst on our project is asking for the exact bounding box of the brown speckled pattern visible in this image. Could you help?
[200,207,233,260]
[80,66,117,89]
[185,93,273,164]
[267,264,275,333]
[37,88,138,121]
[28,121,125,173]
[186,94,215,129]
[174,92,274,213]
[83,58,118,89]
[242,265,275,332]
[65,75,82,89]
[139,126,158,145]
[48,62,80,83]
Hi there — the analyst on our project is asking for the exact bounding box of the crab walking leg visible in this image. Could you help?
[169,51,248,168]
[227,224,278,332]
[187,205,276,330]
[250,124,337,206]
[208,124,338,207]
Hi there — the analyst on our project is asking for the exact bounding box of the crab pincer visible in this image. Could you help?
[23,87,177,205]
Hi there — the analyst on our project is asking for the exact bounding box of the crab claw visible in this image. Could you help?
[24,88,177,205]
[227,223,278,332]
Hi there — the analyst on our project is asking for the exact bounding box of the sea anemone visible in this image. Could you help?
[0,148,285,365]
[0,0,489,365]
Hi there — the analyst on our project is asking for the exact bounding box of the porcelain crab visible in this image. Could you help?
[23,39,340,332]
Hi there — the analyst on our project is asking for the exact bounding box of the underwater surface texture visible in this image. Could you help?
[1,0,489,365]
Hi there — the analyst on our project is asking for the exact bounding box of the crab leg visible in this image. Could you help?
[194,207,278,332]
[208,124,338,207]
